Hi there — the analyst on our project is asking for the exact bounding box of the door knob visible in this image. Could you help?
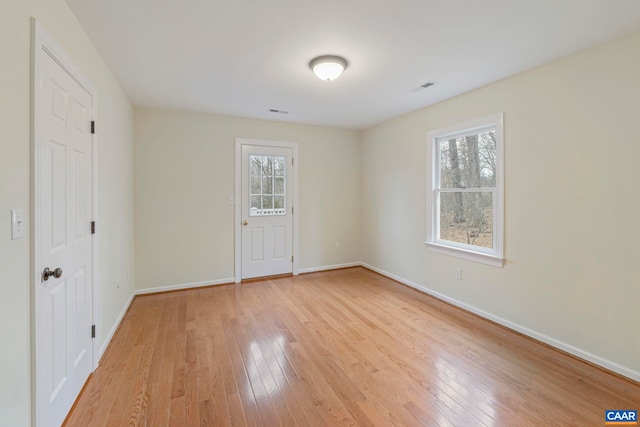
[43,267,63,281]
[243,220,249,226]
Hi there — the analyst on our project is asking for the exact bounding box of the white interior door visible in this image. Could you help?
[241,145,293,279]
[35,37,94,427]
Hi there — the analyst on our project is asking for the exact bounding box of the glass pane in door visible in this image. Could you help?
[249,155,286,216]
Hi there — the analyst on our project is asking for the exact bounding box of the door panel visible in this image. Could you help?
[50,280,67,400]
[73,151,87,240]
[72,267,87,366]
[273,226,286,259]
[51,142,67,249]
[36,46,94,427]
[241,145,293,279]
[250,227,264,261]
[51,81,67,123]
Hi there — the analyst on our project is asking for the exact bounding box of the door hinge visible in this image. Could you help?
[91,324,96,338]
[91,121,96,134]
[91,221,96,234]
[292,158,294,166]
[291,256,294,263]
[292,206,294,214]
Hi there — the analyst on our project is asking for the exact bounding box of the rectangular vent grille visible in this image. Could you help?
[412,81,437,92]
[269,109,289,114]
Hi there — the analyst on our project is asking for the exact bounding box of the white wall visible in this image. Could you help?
[361,32,640,379]
[134,109,361,289]
[0,1,134,425]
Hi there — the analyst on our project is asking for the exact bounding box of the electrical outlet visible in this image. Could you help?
[454,267,462,280]
[335,242,341,250]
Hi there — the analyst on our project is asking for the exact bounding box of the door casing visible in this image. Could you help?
[31,18,98,426]
[235,138,298,282]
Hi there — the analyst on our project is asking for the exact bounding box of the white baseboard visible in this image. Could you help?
[134,277,235,296]
[361,262,640,383]
[298,262,362,274]
[98,292,135,360]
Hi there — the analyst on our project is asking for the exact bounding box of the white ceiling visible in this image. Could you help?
[64,0,640,130]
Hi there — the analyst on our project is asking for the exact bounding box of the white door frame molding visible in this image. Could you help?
[31,18,98,425]
[234,138,299,282]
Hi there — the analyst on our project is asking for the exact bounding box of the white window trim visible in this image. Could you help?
[425,113,505,268]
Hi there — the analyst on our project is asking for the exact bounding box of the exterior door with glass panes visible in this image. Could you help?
[241,145,293,279]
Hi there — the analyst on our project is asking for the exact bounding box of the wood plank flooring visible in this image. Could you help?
[65,267,640,426]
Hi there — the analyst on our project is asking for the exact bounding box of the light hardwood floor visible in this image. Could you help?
[65,267,640,426]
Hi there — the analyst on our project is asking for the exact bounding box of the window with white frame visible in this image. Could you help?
[249,155,287,216]
[426,114,504,267]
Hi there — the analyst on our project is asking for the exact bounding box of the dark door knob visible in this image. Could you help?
[43,267,63,281]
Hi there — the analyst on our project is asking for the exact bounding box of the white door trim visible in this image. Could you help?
[31,18,98,425]
[234,138,299,282]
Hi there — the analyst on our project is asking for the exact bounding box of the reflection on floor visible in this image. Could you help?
[65,267,640,426]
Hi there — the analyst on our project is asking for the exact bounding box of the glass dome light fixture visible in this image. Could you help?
[309,55,348,81]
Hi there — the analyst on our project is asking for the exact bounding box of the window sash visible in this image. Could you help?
[426,113,504,266]
[433,188,496,254]
[249,154,287,216]
[434,129,497,191]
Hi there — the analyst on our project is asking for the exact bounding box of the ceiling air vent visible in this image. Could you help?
[269,109,289,114]
[412,81,437,92]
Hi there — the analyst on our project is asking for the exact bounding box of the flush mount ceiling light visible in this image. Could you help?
[309,55,348,81]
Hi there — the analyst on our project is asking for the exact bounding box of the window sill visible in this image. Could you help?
[424,242,504,268]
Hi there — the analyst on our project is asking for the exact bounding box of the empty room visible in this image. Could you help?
[2,0,640,426]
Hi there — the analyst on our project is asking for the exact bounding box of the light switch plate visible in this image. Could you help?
[11,209,25,240]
